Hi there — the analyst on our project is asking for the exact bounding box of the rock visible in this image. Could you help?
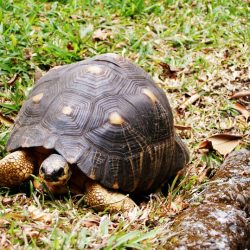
[165,149,250,250]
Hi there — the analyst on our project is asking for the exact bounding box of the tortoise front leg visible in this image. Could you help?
[0,150,34,187]
[85,181,137,212]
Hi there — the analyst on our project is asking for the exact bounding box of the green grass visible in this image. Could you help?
[0,0,249,248]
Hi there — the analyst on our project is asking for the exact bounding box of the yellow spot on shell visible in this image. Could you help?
[109,112,124,125]
[62,106,72,116]
[86,65,103,74]
[142,89,157,102]
[32,93,43,103]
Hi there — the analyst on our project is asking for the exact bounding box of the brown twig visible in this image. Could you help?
[229,91,250,99]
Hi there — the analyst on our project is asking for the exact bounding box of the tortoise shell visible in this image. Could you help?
[7,53,189,194]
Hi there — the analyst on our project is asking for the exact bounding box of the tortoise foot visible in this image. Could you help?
[85,181,137,212]
[0,150,34,187]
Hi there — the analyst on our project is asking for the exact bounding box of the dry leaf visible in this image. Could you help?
[178,94,201,113]
[4,212,25,221]
[81,218,100,228]
[174,125,192,131]
[115,42,127,49]
[34,67,45,82]
[229,91,250,99]
[159,62,182,79]
[0,233,11,249]
[199,140,212,149]
[70,15,81,19]
[28,205,52,224]
[23,227,40,239]
[23,48,32,60]
[0,218,10,228]
[168,195,189,215]
[93,29,111,41]
[232,103,249,120]
[67,43,74,51]
[7,74,19,85]
[1,197,13,206]
[199,134,243,155]
[0,113,14,127]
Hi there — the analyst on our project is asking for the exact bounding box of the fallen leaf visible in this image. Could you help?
[70,14,81,19]
[4,212,25,221]
[199,140,212,150]
[229,91,250,99]
[80,217,100,228]
[165,194,189,216]
[92,29,111,41]
[23,227,40,239]
[0,218,10,228]
[67,43,74,51]
[28,205,52,224]
[1,197,13,206]
[198,168,209,183]
[159,62,180,79]
[174,125,192,131]
[232,103,249,120]
[7,74,19,85]
[0,113,14,126]
[169,195,189,213]
[115,42,127,49]
[23,48,32,60]
[0,233,11,249]
[34,67,45,82]
[199,134,243,155]
[178,94,201,113]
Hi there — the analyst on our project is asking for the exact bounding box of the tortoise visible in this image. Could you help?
[0,53,189,212]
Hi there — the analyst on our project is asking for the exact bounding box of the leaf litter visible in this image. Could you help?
[199,134,243,156]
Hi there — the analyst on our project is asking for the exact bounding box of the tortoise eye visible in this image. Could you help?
[57,167,65,177]
[40,165,46,174]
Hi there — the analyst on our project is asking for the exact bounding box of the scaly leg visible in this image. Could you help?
[85,181,137,212]
[0,150,34,187]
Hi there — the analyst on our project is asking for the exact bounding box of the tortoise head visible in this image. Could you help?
[39,154,71,186]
